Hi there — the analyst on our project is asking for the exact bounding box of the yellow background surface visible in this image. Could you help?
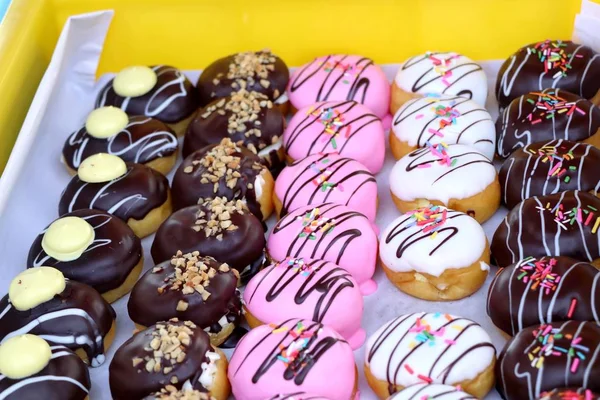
[0,0,592,173]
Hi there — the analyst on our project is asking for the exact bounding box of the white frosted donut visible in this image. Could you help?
[388,383,476,399]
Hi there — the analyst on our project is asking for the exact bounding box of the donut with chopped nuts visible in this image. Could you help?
[143,387,216,400]
[196,50,289,112]
[183,90,286,172]
[128,251,242,347]
[109,318,230,400]
[151,197,266,282]
[172,138,274,221]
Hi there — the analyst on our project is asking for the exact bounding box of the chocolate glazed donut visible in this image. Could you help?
[487,256,600,336]
[27,209,142,294]
[497,321,600,400]
[536,388,600,400]
[96,65,198,124]
[491,190,600,268]
[0,279,115,367]
[496,89,600,159]
[496,40,600,110]
[499,139,600,208]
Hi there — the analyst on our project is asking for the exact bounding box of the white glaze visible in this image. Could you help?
[395,52,488,107]
[390,144,497,204]
[379,208,487,277]
[389,383,476,399]
[392,95,495,160]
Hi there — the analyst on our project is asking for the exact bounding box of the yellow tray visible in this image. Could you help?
[0,0,590,173]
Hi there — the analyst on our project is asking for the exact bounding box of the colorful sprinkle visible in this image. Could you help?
[309,107,351,149]
[297,208,336,240]
[404,205,448,238]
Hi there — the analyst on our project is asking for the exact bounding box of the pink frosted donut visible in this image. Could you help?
[227,318,357,400]
[274,153,377,220]
[263,395,332,400]
[267,203,378,295]
[244,257,366,349]
[282,100,385,173]
[287,55,390,119]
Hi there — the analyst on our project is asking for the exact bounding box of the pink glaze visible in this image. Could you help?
[275,153,377,221]
[244,258,366,349]
[267,203,378,295]
[287,55,390,119]
[227,318,357,400]
[261,395,332,400]
[282,100,385,173]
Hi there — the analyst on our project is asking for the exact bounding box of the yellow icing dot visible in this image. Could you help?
[85,106,129,139]
[0,335,52,379]
[78,153,127,183]
[113,66,157,97]
[41,216,95,262]
[9,267,66,311]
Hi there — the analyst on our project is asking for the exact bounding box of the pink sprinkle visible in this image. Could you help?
[548,162,562,176]
[415,114,424,120]
[404,364,414,374]
[445,339,457,345]
[567,298,577,318]
[576,107,586,115]
[586,390,593,400]
[532,119,543,125]
[585,212,594,226]
[428,128,444,137]
[578,208,583,223]
[571,357,580,373]
[418,163,432,168]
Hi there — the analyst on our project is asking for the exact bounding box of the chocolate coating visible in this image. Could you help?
[59,163,169,222]
[109,320,213,400]
[496,89,600,158]
[151,204,265,281]
[63,116,178,170]
[491,190,600,268]
[0,279,115,367]
[27,209,142,294]
[0,345,90,399]
[183,92,285,159]
[537,388,600,400]
[128,257,241,333]
[171,143,265,219]
[487,256,600,336]
[499,139,600,208]
[96,65,198,123]
[196,51,289,106]
[497,321,600,400]
[496,40,600,109]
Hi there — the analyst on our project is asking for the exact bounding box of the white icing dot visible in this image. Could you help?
[9,268,66,311]
[85,106,129,139]
[0,335,52,379]
[113,66,157,97]
[78,153,127,183]
[42,217,95,262]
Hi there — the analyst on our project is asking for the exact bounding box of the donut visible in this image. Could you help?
[0,267,116,367]
[109,318,229,400]
[243,257,365,349]
[0,334,91,399]
[379,206,490,301]
[196,50,289,112]
[151,197,265,282]
[62,107,178,176]
[128,251,241,347]
[266,203,378,295]
[488,256,600,337]
[499,139,600,208]
[364,312,496,399]
[390,94,495,161]
[537,388,600,400]
[389,143,501,223]
[274,153,377,220]
[497,321,600,400]
[26,209,143,303]
[387,383,476,399]
[183,90,286,172]
[227,318,357,400]
[171,138,274,221]
[391,52,487,114]
[143,387,216,400]
[491,190,600,268]
[58,153,172,238]
[496,89,600,159]
[96,65,199,136]
[262,394,330,400]
[287,55,390,119]
[496,40,600,110]
[282,100,385,173]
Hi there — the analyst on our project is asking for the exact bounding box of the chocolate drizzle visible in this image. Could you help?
[63,116,178,170]
[496,41,600,109]
[404,146,493,179]
[26,209,142,294]
[96,65,198,123]
[265,394,330,400]
[0,279,115,367]
[499,139,600,208]
[491,190,600,268]
[487,256,600,336]
[59,163,170,221]
[0,345,90,399]
[497,321,600,400]
[496,89,600,159]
